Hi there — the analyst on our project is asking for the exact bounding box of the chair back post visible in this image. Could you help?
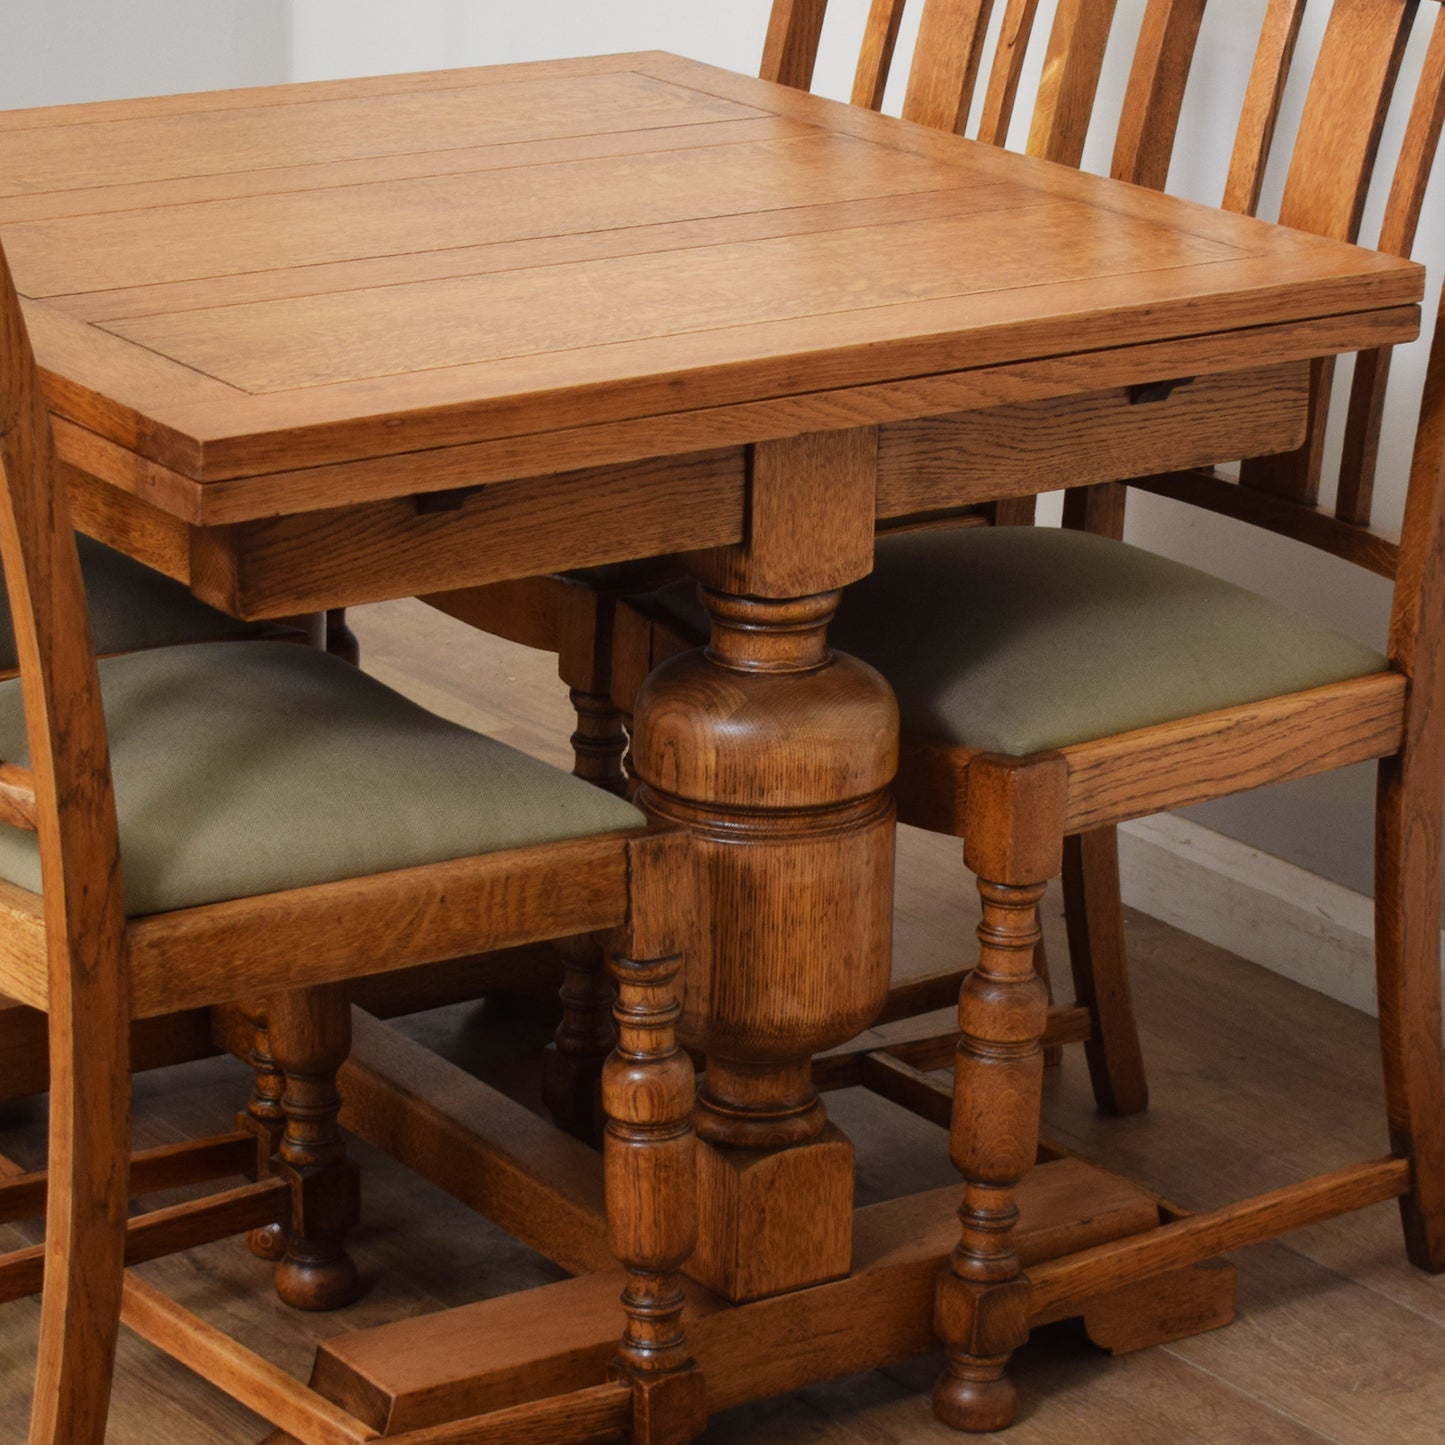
[1388,280,1445,689]
[0,243,123,955]
[0,238,130,1443]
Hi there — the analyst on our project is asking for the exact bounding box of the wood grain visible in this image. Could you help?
[120,1273,378,1445]
[338,1010,612,1276]
[1,50,1418,503]
[302,1157,1162,1433]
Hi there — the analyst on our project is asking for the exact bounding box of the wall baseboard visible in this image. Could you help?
[1116,815,1444,1019]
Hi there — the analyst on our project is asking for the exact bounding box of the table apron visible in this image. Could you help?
[66,358,1307,619]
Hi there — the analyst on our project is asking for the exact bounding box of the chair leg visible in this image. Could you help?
[1061,828,1149,1115]
[1375,752,1445,1270]
[324,608,360,666]
[543,932,615,1140]
[604,833,706,1445]
[28,978,131,1444]
[934,756,1065,1434]
[235,997,288,1261]
[268,984,361,1312]
[569,687,629,795]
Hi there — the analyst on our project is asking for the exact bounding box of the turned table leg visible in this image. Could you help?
[632,586,896,1301]
[630,428,894,1305]
[630,421,890,1306]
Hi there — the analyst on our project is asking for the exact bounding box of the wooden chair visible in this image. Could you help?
[621,0,1445,1430]
[0,240,703,1445]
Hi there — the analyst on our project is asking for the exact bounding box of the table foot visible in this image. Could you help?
[615,1362,708,1445]
[932,1359,1019,1434]
[1081,1259,1236,1354]
[297,1158,1168,1433]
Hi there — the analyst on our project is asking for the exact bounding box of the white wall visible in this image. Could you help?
[8,2,1442,906]
[0,1,290,108]
[287,1,774,85]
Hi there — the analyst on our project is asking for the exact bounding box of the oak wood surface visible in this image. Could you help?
[338,1009,612,1276]
[1,51,1419,518]
[298,1155,1163,1433]
[119,1274,379,1445]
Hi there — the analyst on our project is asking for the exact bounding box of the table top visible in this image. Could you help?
[0,52,1423,525]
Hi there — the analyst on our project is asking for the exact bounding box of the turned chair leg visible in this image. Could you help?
[267,983,361,1312]
[543,931,616,1140]
[1375,752,1445,1269]
[234,997,288,1261]
[934,756,1066,1434]
[570,687,629,795]
[603,833,706,1445]
[1061,828,1149,1115]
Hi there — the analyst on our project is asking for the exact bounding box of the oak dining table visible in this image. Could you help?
[0,48,1425,1438]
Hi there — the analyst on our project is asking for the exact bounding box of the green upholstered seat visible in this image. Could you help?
[0,640,645,916]
[0,535,275,673]
[653,527,1387,757]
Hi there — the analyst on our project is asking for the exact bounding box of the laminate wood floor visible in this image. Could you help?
[3,598,1441,1443]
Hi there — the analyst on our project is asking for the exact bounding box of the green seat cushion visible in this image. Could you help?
[0,535,274,673]
[652,527,1387,757]
[0,640,644,916]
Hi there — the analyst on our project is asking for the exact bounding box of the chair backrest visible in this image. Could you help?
[0,239,125,988]
[760,0,1212,185]
[1110,0,1445,664]
[763,0,1445,687]
[1235,0,1444,521]
[761,0,1224,534]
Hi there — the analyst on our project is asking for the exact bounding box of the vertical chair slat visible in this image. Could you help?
[976,0,1044,145]
[1378,7,1445,258]
[1110,0,1208,188]
[853,0,912,108]
[1242,0,1418,505]
[1222,0,1307,216]
[1026,0,1120,166]
[1276,0,1417,242]
[902,0,997,133]
[761,0,831,88]
[1338,9,1445,525]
